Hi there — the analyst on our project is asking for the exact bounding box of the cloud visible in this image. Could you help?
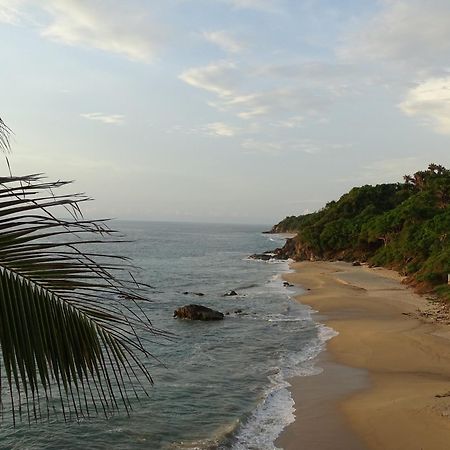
[1,0,163,62]
[164,122,239,137]
[224,0,283,13]
[179,60,346,123]
[359,156,428,183]
[241,138,343,155]
[340,0,450,71]
[179,61,239,97]
[203,122,238,137]
[241,138,282,154]
[80,112,125,125]
[203,30,245,53]
[0,0,25,24]
[271,116,303,128]
[41,0,163,62]
[399,77,450,135]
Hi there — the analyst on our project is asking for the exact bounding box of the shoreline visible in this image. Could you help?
[276,261,450,450]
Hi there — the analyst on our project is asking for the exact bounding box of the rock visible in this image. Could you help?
[248,253,274,261]
[224,290,238,297]
[173,304,224,321]
[225,309,243,316]
[352,261,361,266]
[283,281,294,287]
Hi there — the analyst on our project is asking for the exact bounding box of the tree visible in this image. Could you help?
[0,119,165,425]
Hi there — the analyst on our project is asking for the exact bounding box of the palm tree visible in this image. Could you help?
[0,118,165,425]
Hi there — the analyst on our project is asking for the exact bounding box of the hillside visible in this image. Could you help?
[271,164,450,299]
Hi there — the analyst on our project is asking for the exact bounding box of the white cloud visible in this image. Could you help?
[225,0,283,13]
[0,0,24,24]
[359,157,428,184]
[179,61,343,123]
[41,0,163,62]
[203,122,238,137]
[271,115,303,128]
[179,61,238,97]
[400,77,450,135]
[241,138,282,154]
[1,0,163,62]
[340,0,450,70]
[80,112,125,125]
[164,122,239,137]
[241,138,334,155]
[203,30,244,53]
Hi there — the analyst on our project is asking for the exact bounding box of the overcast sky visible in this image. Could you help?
[1,0,450,224]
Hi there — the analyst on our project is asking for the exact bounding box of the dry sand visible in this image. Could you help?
[276,261,450,450]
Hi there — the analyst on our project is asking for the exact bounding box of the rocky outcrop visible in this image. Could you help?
[173,304,224,321]
[248,252,274,261]
[273,236,318,261]
[223,290,238,297]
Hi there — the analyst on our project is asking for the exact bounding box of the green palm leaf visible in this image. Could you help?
[0,120,166,424]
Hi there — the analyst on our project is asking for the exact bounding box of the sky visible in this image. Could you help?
[1,0,450,225]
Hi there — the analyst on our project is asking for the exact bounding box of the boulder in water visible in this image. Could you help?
[173,304,224,321]
[224,290,238,297]
[183,291,205,296]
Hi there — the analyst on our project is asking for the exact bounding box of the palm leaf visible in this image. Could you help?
[0,121,167,424]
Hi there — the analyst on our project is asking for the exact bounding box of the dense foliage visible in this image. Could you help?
[272,164,450,299]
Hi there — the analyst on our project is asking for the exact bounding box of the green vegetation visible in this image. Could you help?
[273,164,450,298]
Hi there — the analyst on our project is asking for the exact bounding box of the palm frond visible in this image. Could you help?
[0,122,166,424]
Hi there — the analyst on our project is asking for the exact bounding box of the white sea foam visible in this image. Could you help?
[230,383,294,450]
[228,262,338,450]
[230,320,337,450]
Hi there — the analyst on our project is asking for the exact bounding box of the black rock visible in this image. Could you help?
[224,290,238,297]
[173,304,224,321]
[352,261,361,266]
[248,253,275,261]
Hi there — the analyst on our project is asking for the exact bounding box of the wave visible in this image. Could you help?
[228,322,338,450]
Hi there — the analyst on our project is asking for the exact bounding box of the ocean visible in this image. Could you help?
[2,221,334,450]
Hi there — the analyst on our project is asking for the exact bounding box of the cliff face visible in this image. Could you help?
[274,236,318,261]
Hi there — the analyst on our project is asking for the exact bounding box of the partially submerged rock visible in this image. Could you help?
[224,290,238,297]
[173,304,224,321]
[225,309,244,316]
[248,252,275,261]
[182,291,205,296]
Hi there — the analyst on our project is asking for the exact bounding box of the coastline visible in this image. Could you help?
[276,261,450,450]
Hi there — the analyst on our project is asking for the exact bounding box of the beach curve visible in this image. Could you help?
[277,261,450,450]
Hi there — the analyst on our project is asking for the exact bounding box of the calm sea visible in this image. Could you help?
[2,221,333,449]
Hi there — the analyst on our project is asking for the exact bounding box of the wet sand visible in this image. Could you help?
[276,261,450,450]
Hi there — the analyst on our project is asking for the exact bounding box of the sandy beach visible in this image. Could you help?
[277,261,450,450]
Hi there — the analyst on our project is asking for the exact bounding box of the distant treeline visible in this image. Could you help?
[272,164,450,300]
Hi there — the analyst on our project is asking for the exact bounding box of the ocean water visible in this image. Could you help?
[1,221,333,450]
